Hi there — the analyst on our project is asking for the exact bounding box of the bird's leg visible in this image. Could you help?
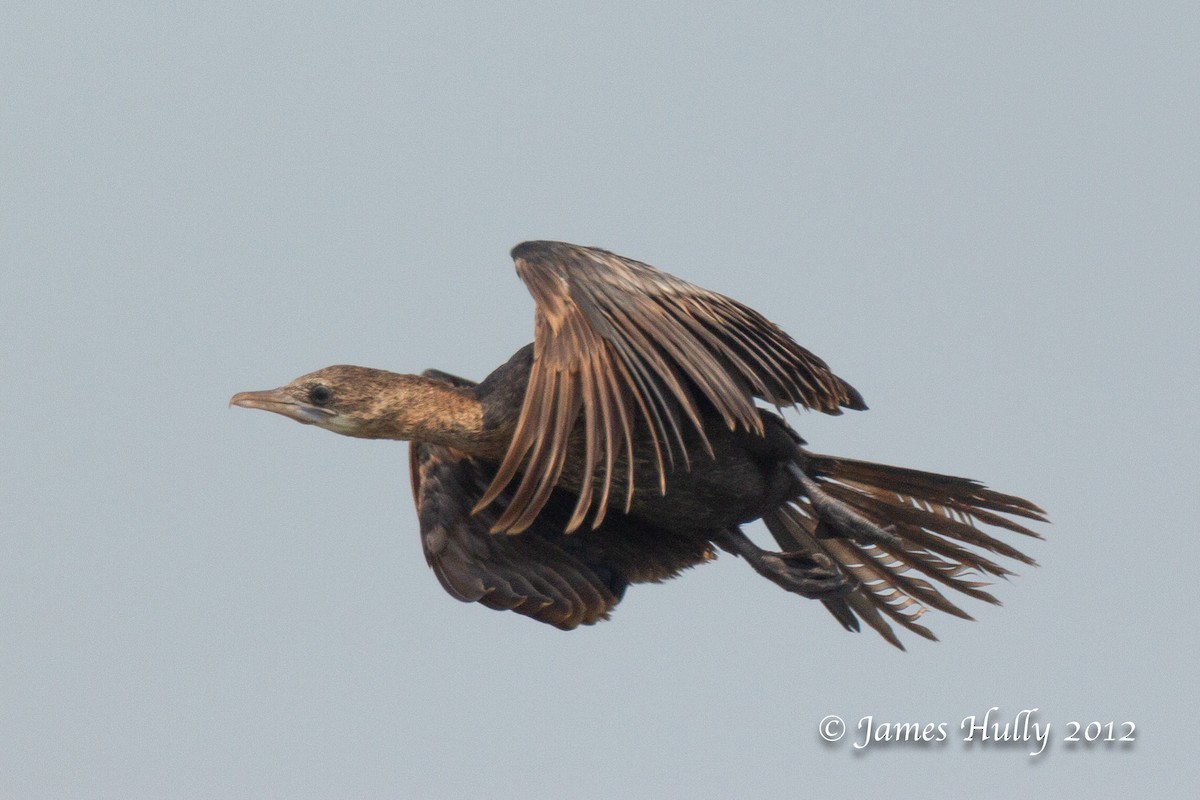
[788,463,901,547]
[715,527,852,600]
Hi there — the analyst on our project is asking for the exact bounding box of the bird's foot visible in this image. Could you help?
[788,464,901,547]
[717,528,854,600]
[752,549,853,599]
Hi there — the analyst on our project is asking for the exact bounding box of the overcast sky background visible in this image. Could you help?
[3,3,1197,798]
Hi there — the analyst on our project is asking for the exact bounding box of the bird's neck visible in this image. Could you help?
[363,374,508,459]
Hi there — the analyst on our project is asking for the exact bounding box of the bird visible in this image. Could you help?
[231,240,1045,647]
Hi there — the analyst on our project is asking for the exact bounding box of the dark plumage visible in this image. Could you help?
[232,241,1046,647]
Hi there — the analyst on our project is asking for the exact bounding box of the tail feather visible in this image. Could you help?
[806,455,1046,528]
[820,483,1027,574]
[768,452,1048,648]
[764,504,940,649]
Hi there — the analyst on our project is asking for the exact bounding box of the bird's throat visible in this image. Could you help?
[360,374,506,458]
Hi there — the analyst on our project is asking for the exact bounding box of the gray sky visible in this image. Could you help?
[3,3,1197,798]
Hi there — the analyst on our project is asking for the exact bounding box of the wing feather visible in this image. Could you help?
[410,438,621,629]
[478,241,865,533]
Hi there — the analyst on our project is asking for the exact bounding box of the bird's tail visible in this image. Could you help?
[763,452,1047,648]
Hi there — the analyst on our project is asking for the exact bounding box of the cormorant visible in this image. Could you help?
[231,241,1045,647]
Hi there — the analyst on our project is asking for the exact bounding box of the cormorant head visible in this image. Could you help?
[231,366,483,443]
[231,365,411,438]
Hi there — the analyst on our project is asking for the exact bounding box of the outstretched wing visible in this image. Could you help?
[410,439,623,629]
[476,240,866,534]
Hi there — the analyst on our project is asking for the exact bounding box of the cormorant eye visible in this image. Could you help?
[309,384,333,405]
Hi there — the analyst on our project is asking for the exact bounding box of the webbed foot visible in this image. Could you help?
[717,528,854,600]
